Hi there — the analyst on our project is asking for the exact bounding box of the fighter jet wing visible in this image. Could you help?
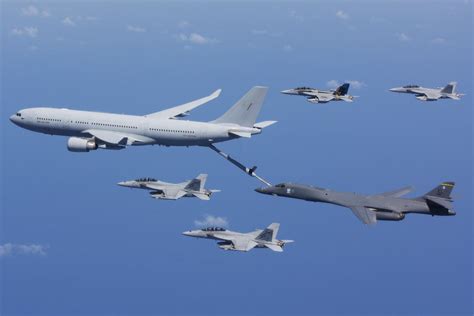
[307,94,334,103]
[211,235,258,251]
[232,239,258,251]
[151,189,187,200]
[145,89,221,120]
[374,186,414,198]
[419,91,441,100]
[83,129,153,146]
[265,244,284,252]
[349,206,377,225]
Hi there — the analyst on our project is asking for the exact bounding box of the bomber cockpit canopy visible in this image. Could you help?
[403,85,420,88]
[202,227,226,232]
[136,177,157,182]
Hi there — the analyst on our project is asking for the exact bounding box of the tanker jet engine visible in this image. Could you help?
[256,182,456,225]
[118,174,220,200]
[389,82,464,101]
[281,83,355,104]
[183,223,294,252]
[10,86,276,151]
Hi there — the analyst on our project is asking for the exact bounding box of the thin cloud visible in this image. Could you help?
[327,80,366,89]
[21,5,50,17]
[0,243,47,257]
[194,215,228,228]
[289,10,304,22]
[179,33,217,45]
[251,29,268,35]
[336,10,349,20]
[283,44,293,52]
[396,32,411,42]
[127,25,146,33]
[11,27,38,38]
[62,17,76,26]
[431,37,446,44]
[178,20,190,28]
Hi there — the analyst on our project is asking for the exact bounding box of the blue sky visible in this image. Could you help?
[1,1,472,315]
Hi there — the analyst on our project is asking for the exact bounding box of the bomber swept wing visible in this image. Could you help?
[349,206,377,225]
[145,89,221,120]
[374,186,414,198]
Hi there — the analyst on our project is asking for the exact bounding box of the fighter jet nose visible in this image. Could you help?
[182,231,193,236]
[281,90,292,94]
[117,181,127,187]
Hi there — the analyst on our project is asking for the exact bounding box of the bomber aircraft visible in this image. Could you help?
[118,174,220,200]
[256,182,456,225]
[281,83,356,104]
[182,223,294,252]
[389,82,464,101]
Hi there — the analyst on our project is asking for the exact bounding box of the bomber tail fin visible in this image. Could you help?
[440,82,457,94]
[424,182,455,199]
[422,182,456,216]
[212,86,268,127]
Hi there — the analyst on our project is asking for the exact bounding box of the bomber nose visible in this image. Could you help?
[255,187,267,194]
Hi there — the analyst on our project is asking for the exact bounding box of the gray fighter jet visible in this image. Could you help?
[281,83,355,104]
[182,223,294,252]
[118,174,220,200]
[389,82,464,101]
[256,182,456,225]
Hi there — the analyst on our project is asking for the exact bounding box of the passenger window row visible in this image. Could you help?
[90,122,138,129]
[149,128,195,134]
[37,117,60,122]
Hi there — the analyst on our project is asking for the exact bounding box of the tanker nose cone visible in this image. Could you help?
[9,115,18,125]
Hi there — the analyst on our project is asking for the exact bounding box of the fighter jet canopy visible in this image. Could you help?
[403,85,420,88]
[135,177,157,182]
[201,227,226,232]
[294,87,313,91]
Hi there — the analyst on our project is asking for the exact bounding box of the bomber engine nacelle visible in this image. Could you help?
[376,212,405,221]
[67,137,97,152]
